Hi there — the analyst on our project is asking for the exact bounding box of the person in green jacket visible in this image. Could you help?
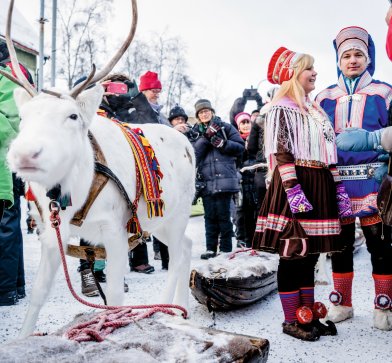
[0,42,29,306]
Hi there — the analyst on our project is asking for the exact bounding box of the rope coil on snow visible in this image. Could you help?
[48,205,187,342]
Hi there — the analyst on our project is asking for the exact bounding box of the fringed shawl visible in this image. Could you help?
[265,97,337,169]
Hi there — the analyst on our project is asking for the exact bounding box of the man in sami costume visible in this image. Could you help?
[316,26,392,330]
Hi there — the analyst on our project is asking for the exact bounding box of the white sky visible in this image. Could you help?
[11,0,392,118]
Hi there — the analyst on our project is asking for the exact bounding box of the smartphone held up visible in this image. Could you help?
[106,82,128,94]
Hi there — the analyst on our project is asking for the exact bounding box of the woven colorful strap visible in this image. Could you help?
[111,119,164,228]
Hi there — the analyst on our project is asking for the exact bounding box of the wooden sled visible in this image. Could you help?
[190,269,277,311]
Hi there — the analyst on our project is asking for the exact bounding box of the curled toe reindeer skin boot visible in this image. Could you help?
[282,306,320,341]
[282,321,320,341]
[311,301,337,336]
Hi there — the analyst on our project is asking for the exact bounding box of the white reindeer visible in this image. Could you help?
[2,0,195,338]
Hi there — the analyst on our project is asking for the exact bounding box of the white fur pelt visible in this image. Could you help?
[7,85,195,337]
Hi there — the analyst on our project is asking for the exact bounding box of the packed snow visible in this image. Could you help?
[0,200,391,362]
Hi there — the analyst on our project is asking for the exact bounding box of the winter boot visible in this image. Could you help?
[200,250,217,260]
[280,291,319,340]
[312,319,337,336]
[17,286,26,299]
[373,309,392,331]
[326,304,353,323]
[327,272,354,323]
[0,290,18,306]
[80,269,99,297]
[311,301,338,335]
[373,274,392,330]
[131,264,155,274]
[282,321,320,341]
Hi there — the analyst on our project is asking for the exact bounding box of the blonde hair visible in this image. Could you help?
[271,54,314,112]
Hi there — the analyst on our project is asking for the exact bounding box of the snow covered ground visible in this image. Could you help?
[0,200,391,362]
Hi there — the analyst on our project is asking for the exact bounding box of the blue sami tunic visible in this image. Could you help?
[316,71,392,218]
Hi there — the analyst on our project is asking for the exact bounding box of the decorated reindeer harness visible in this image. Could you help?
[30,119,164,260]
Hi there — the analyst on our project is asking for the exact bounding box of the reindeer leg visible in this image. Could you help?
[173,234,192,311]
[158,220,191,312]
[104,231,128,306]
[19,232,63,338]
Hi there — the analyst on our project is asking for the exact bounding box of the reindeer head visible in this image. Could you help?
[2,0,138,188]
[7,86,104,187]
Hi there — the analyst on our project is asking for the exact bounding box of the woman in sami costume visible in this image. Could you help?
[253,47,350,341]
[316,26,392,331]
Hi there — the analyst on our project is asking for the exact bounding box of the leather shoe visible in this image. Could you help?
[131,264,155,274]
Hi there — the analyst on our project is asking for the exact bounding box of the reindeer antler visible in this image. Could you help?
[5,0,37,97]
[69,0,138,99]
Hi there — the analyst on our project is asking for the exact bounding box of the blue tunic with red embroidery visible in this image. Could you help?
[316,72,392,218]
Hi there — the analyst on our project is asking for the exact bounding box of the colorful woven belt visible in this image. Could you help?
[295,159,329,169]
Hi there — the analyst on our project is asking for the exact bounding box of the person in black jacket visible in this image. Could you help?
[190,99,245,259]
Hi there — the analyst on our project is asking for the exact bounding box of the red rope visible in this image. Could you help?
[228,247,259,260]
[48,205,187,342]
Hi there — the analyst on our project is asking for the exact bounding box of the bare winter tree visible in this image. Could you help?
[120,32,195,114]
[57,0,112,89]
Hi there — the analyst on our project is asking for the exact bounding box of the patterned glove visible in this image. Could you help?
[336,184,352,218]
[286,184,313,214]
[204,120,221,139]
[211,136,226,148]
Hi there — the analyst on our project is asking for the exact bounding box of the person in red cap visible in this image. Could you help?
[123,70,170,126]
[252,47,348,341]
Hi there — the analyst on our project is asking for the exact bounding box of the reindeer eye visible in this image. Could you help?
[69,114,78,120]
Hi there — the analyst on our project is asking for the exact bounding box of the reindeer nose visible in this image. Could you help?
[31,148,42,159]
[14,146,43,166]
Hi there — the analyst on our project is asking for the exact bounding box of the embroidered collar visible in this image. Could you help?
[337,70,373,95]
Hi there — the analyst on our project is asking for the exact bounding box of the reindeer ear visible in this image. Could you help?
[13,88,33,110]
[76,85,104,126]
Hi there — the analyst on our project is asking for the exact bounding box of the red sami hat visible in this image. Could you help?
[267,47,301,85]
[139,71,162,91]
